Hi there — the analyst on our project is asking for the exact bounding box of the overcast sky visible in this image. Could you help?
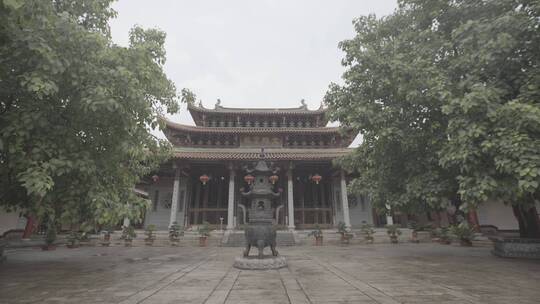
[109,0,397,145]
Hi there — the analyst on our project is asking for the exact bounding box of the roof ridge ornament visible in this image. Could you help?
[300,99,307,109]
[215,98,222,109]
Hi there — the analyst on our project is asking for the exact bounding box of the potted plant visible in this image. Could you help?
[198,221,211,247]
[66,231,81,248]
[144,225,156,246]
[360,223,375,244]
[100,229,112,246]
[337,221,353,244]
[409,222,433,243]
[434,227,452,244]
[450,223,475,246]
[308,225,323,246]
[42,222,57,251]
[169,222,183,246]
[122,225,136,247]
[386,224,401,244]
[78,223,93,246]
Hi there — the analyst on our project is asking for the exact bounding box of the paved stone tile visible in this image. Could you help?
[1,244,540,304]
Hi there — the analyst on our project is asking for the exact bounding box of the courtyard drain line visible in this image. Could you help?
[118,250,218,304]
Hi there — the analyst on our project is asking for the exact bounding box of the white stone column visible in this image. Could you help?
[169,167,181,227]
[385,204,394,225]
[227,165,236,230]
[340,170,351,229]
[287,165,295,230]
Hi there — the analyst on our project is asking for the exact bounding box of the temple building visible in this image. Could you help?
[141,101,375,230]
[0,101,527,237]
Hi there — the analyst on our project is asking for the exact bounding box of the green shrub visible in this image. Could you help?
[450,223,475,243]
[145,224,156,241]
[67,231,81,246]
[169,222,183,241]
[198,221,211,237]
[360,223,375,239]
[434,227,451,243]
[308,225,323,238]
[386,224,402,237]
[121,225,136,240]
[337,221,348,234]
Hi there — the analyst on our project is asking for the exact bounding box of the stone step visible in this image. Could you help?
[223,231,296,247]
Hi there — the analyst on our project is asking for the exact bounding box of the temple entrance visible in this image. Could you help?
[186,165,229,226]
[292,165,334,229]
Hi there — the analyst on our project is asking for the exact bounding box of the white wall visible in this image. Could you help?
[0,209,26,235]
[349,195,374,227]
[477,202,518,230]
[144,177,187,229]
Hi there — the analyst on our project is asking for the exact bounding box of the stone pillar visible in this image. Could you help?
[385,204,394,225]
[169,167,181,227]
[340,170,351,229]
[123,217,130,228]
[227,164,236,230]
[287,165,295,230]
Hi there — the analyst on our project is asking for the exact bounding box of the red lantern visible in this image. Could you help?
[269,175,279,185]
[199,174,209,185]
[311,174,322,185]
[151,175,159,183]
[244,174,255,185]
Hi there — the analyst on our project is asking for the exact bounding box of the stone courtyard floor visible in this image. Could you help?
[1,244,539,304]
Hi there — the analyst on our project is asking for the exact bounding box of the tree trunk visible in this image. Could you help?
[512,204,540,239]
[22,215,36,239]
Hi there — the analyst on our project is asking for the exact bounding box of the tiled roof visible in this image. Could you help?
[172,148,352,161]
[187,103,326,115]
[164,120,351,135]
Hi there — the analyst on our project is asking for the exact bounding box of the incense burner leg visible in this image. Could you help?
[257,240,265,259]
[270,243,279,256]
[243,244,251,257]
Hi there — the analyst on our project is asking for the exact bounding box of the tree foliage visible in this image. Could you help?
[0,0,178,228]
[325,0,540,237]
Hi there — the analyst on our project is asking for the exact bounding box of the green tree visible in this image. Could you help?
[0,0,178,228]
[325,1,459,218]
[326,0,540,237]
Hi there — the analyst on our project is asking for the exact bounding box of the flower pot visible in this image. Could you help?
[315,236,323,246]
[390,236,398,244]
[199,236,208,247]
[439,239,451,245]
[41,244,56,251]
[124,239,132,247]
[145,239,154,246]
[100,241,111,247]
[365,236,374,244]
[66,243,79,249]
[340,233,352,245]
[170,239,179,247]
[460,239,472,247]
